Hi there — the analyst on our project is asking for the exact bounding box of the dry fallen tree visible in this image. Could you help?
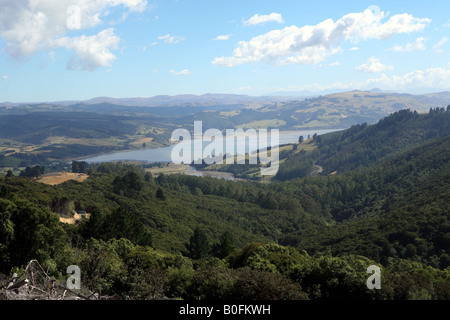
[0,260,104,300]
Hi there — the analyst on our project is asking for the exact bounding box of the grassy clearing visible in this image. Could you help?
[145,163,189,176]
[219,110,241,116]
[43,136,126,147]
[236,119,287,129]
[60,212,91,224]
[129,136,154,148]
[37,172,89,185]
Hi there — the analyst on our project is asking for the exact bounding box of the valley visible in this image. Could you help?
[1,90,448,174]
[2,0,450,307]
[1,101,449,300]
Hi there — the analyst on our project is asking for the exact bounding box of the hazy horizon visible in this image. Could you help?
[3,88,450,106]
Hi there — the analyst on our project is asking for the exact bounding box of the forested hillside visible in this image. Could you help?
[0,109,449,300]
[279,136,450,265]
[315,107,450,173]
[276,107,450,180]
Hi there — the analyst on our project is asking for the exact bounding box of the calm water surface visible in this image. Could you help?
[82,129,342,164]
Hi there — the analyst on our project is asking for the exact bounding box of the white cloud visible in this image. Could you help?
[350,47,359,51]
[389,37,426,52]
[350,13,430,40]
[433,36,448,53]
[157,34,185,44]
[2,75,8,80]
[283,46,344,66]
[243,13,284,26]
[57,28,120,71]
[329,62,341,66]
[355,57,393,73]
[170,69,191,76]
[214,34,233,41]
[0,0,147,70]
[213,7,430,67]
[364,67,450,91]
[271,66,450,94]
[48,51,56,62]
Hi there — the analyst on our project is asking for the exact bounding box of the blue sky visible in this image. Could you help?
[1,0,449,102]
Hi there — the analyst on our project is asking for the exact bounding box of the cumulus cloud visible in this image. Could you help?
[170,69,191,76]
[389,37,427,52]
[243,13,284,26]
[355,57,394,73]
[57,28,120,71]
[213,7,430,67]
[2,75,8,80]
[0,0,147,70]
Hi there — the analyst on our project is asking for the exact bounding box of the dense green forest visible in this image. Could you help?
[0,108,449,300]
[276,107,450,180]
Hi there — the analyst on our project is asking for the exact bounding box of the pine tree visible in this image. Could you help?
[144,172,153,183]
[156,187,166,200]
[187,228,210,260]
[212,232,235,259]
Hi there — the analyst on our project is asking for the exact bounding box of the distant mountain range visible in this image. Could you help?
[2,90,450,134]
[0,94,294,108]
[1,90,449,109]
